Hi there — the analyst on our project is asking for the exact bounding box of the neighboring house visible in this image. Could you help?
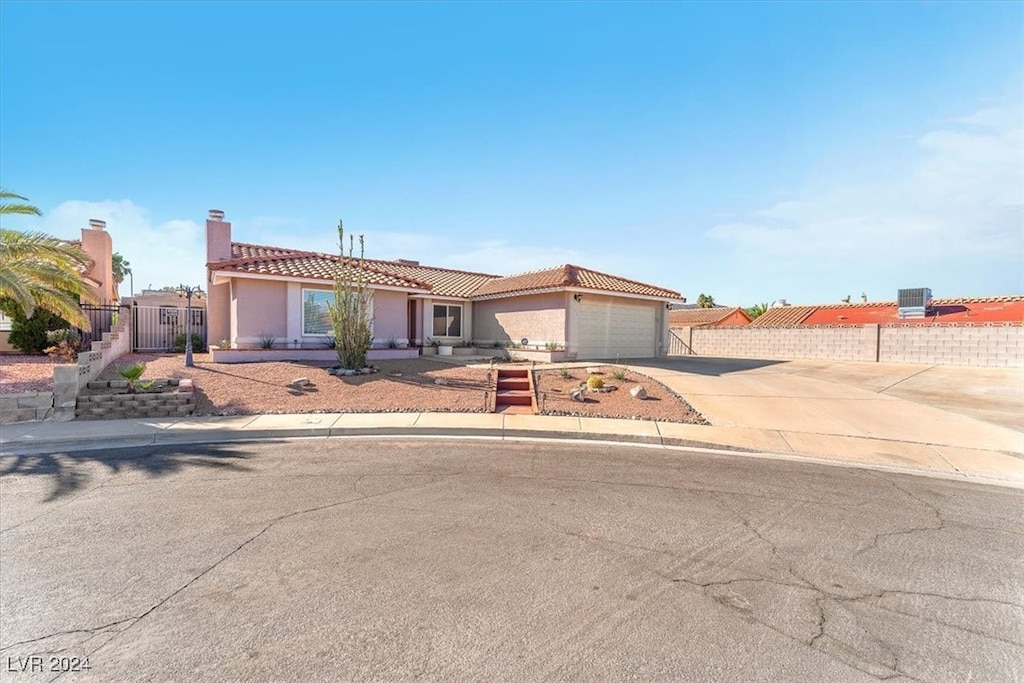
[669,306,751,328]
[750,297,1024,327]
[204,210,683,359]
[127,289,209,352]
[0,219,118,352]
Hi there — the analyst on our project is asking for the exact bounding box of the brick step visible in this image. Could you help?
[495,404,534,415]
[497,378,530,390]
[499,369,530,378]
[495,390,533,406]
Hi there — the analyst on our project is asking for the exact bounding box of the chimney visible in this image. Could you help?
[80,218,114,303]
[206,209,232,263]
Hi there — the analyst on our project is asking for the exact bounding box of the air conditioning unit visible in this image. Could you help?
[897,288,932,319]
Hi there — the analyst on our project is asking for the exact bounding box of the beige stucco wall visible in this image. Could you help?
[474,293,567,345]
[371,290,409,343]
[234,278,288,341]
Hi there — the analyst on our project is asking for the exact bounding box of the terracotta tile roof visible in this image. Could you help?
[472,264,681,300]
[749,306,817,327]
[366,259,498,298]
[217,244,680,300]
[669,307,750,327]
[213,250,431,290]
[802,296,1024,326]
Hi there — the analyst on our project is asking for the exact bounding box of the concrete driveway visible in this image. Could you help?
[1,439,1021,681]
[628,357,1024,451]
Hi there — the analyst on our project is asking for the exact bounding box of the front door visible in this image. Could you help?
[408,300,418,346]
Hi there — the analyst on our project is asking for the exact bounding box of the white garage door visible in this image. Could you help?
[577,300,657,359]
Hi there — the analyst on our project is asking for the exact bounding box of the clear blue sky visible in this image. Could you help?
[2,1,1021,304]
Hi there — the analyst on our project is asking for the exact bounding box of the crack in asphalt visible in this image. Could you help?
[4,472,459,676]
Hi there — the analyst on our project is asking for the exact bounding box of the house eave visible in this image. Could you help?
[209,269,431,294]
[471,286,682,304]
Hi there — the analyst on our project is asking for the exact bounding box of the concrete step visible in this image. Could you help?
[494,404,534,415]
[495,390,533,406]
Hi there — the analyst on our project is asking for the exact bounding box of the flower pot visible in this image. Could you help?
[438,345,454,356]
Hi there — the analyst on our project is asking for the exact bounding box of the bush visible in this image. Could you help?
[611,369,627,381]
[173,333,206,353]
[586,375,604,390]
[2,302,70,354]
[44,329,82,363]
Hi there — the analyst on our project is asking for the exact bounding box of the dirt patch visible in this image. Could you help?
[535,365,707,424]
[0,355,66,393]
[98,353,491,416]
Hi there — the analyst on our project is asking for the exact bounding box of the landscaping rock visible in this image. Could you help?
[586,367,601,375]
[434,378,448,385]
[570,387,585,402]
[630,385,648,399]
[289,377,311,387]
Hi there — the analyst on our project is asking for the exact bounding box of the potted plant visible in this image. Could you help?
[437,339,454,356]
[422,337,440,355]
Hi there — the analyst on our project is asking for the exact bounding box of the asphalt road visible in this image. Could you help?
[1,439,1021,682]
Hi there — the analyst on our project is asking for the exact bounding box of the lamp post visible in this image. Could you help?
[178,284,204,367]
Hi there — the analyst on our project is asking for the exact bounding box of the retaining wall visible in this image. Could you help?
[51,309,133,420]
[0,390,56,424]
[670,323,1023,368]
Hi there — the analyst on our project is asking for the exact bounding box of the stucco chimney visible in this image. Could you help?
[206,209,232,263]
[81,219,114,303]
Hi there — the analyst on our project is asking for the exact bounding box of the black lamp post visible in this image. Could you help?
[178,284,204,367]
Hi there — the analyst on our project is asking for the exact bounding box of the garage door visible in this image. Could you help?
[576,300,657,359]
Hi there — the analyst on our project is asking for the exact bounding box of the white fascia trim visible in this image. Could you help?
[471,286,681,304]
[409,294,470,302]
[210,269,430,294]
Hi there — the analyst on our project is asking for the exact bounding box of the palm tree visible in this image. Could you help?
[0,190,94,329]
[696,293,716,308]
[746,302,769,319]
[112,252,132,290]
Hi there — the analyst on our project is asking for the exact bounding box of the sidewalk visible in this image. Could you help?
[2,409,1021,486]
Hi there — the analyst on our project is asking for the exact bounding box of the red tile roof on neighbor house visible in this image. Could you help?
[669,307,752,327]
[749,305,818,327]
[472,264,681,300]
[215,244,681,300]
[750,296,1024,327]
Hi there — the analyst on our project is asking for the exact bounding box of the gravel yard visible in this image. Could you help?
[535,365,707,424]
[97,354,492,416]
[0,355,65,393]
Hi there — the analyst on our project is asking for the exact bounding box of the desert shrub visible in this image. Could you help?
[173,333,207,353]
[611,369,627,381]
[257,332,276,349]
[586,375,604,390]
[44,328,82,363]
[3,304,70,355]
[119,363,154,393]
[558,368,572,380]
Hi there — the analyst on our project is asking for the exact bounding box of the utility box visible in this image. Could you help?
[897,288,932,319]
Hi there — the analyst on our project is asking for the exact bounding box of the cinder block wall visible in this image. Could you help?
[671,324,1022,368]
[879,325,1024,367]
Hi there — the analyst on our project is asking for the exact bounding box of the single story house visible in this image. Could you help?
[750,297,1024,327]
[205,210,683,360]
[669,306,751,328]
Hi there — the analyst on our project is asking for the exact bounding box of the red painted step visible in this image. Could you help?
[493,368,537,414]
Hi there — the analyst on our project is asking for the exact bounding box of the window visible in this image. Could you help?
[303,291,334,335]
[159,306,179,325]
[302,289,374,336]
[432,304,462,337]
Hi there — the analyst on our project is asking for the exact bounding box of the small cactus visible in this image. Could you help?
[586,375,604,390]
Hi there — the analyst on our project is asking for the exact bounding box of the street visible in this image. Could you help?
[1,438,1021,681]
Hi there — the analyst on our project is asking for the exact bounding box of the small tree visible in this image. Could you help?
[329,221,374,369]
[696,293,716,308]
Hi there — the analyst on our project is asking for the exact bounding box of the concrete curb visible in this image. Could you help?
[2,419,1020,489]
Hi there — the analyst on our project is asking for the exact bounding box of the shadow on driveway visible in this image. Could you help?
[0,442,261,502]
[624,356,786,376]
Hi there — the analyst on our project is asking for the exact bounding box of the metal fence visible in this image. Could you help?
[667,328,695,356]
[132,304,207,352]
[78,303,127,348]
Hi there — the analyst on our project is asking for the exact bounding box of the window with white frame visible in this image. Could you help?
[432,304,462,337]
[302,289,373,336]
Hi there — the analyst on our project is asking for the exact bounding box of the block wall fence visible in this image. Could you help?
[669,323,1024,368]
[1,308,133,425]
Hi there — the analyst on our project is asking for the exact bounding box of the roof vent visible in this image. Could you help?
[897,288,932,319]
[772,299,789,307]
[395,259,419,266]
